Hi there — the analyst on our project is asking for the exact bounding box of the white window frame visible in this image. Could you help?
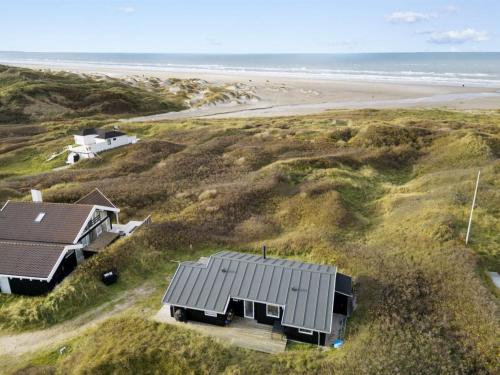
[34,212,46,222]
[299,328,314,335]
[244,300,254,319]
[266,304,280,318]
[204,311,218,317]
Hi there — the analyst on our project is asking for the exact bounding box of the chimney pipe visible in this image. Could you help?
[262,244,266,259]
[31,189,43,203]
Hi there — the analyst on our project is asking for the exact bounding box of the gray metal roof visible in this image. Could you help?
[163,251,347,333]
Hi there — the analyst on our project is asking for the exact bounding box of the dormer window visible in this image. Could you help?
[34,212,46,222]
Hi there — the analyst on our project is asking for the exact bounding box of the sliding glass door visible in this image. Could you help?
[244,300,254,319]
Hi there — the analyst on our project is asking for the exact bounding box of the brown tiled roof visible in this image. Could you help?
[75,188,117,209]
[0,241,66,279]
[0,202,93,244]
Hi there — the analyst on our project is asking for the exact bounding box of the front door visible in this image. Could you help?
[244,300,254,319]
[0,277,12,294]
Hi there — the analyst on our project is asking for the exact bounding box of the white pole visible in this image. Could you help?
[465,170,480,245]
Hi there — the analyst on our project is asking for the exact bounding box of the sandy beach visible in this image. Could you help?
[6,61,500,119]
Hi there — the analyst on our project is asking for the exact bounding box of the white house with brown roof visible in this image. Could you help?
[67,128,138,164]
[0,189,122,295]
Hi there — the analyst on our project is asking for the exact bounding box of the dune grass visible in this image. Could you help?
[1,108,499,374]
[0,65,186,123]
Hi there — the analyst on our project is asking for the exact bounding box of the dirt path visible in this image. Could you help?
[0,285,154,357]
[121,91,500,122]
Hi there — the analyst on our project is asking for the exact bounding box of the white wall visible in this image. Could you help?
[74,134,98,146]
[88,135,137,154]
[0,277,11,294]
[68,134,138,163]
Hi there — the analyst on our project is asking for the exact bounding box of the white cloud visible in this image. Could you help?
[442,5,458,14]
[386,11,433,24]
[429,28,489,44]
[118,6,136,13]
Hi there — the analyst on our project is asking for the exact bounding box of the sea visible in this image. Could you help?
[1,52,500,87]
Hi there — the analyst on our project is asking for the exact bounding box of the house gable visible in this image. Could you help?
[75,188,119,211]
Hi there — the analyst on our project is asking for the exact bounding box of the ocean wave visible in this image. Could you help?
[1,57,500,88]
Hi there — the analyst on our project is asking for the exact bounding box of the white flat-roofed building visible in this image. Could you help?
[67,128,138,164]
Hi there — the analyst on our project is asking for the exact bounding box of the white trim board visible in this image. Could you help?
[266,303,280,318]
[72,206,118,244]
[0,200,9,211]
[243,300,254,319]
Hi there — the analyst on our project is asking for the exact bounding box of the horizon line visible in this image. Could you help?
[1,50,500,55]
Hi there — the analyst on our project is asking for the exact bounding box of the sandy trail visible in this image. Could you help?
[0,285,154,357]
[122,90,500,122]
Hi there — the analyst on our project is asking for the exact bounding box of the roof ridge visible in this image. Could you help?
[207,251,336,275]
[0,240,67,247]
[7,201,95,208]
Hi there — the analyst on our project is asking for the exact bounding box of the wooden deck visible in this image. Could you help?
[87,231,119,252]
[154,305,287,353]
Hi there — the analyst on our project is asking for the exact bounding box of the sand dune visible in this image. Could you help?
[7,61,500,120]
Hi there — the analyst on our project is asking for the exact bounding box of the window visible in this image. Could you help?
[244,300,254,319]
[104,219,111,231]
[266,304,280,318]
[113,138,116,141]
[34,212,46,222]
[204,311,218,317]
[299,328,313,335]
[96,225,103,236]
[107,139,111,145]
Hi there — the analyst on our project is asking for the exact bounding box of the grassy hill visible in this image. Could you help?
[1,109,499,374]
[0,65,187,123]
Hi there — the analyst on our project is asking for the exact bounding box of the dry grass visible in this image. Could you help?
[1,108,499,374]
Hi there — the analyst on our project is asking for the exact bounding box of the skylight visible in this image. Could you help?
[34,212,46,222]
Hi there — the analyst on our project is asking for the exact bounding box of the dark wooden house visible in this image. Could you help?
[162,250,353,346]
[0,189,120,295]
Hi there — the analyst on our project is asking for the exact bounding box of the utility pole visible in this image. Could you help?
[465,170,481,245]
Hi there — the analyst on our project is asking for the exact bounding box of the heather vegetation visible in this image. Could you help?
[0,108,499,374]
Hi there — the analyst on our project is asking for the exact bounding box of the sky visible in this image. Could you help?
[1,0,499,53]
